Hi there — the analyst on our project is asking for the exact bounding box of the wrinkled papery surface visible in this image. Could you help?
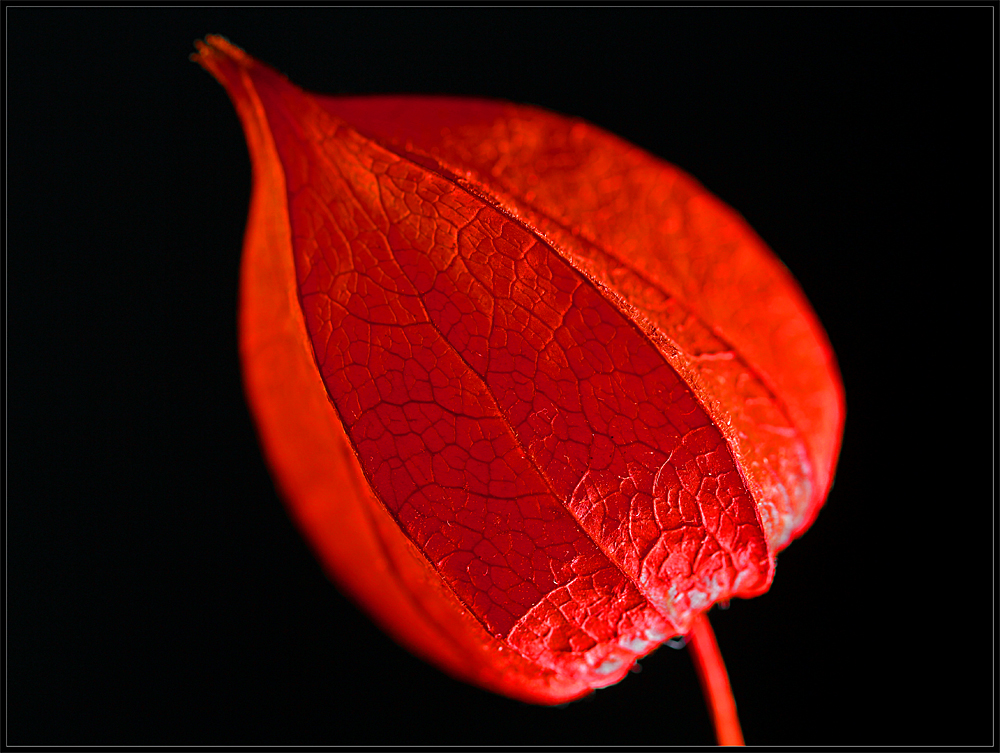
[195,37,845,704]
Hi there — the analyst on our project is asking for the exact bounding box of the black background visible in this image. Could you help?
[8,6,994,748]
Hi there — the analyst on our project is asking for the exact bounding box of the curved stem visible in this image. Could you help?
[687,612,745,746]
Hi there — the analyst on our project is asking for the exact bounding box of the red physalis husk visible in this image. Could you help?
[194,36,844,737]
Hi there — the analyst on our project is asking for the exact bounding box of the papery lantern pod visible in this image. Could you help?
[194,35,845,741]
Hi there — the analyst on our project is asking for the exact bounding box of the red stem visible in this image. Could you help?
[687,612,745,746]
